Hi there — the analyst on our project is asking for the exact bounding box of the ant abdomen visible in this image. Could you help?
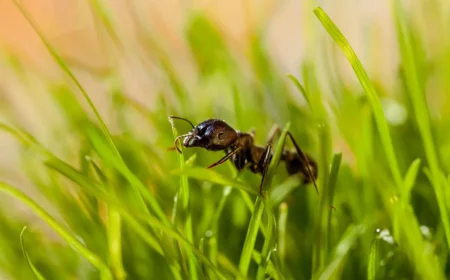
[283,151,318,183]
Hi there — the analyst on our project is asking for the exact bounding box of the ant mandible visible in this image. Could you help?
[169,116,319,197]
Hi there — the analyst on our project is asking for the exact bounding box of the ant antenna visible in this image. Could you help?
[169,116,195,129]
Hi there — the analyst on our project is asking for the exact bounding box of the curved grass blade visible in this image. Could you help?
[314,7,403,189]
[12,0,170,232]
[11,1,119,161]
[172,167,258,195]
[0,182,112,280]
[20,227,46,280]
[314,7,445,280]
[86,126,170,226]
[393,0,450,251]
[287,74,310,105]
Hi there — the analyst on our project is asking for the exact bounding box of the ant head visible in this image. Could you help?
[183,119,237,151]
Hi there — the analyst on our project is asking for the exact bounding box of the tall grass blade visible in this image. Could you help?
[0,182,112,280]
[314,7,403,188]
[20,227,46,280]
[393,0,450,250]
[238,196,265,277]
[170,119,198,280]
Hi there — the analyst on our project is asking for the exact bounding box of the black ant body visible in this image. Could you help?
[169,116,318,196]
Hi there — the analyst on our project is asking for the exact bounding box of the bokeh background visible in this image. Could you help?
[1,0,450,279]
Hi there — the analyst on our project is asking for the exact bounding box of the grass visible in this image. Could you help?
[0,1,449,279]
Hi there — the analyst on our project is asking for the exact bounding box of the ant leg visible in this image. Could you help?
[207,146,243,169]
[264,125,319,195]
[286,132,319,195]
[257,143,273,197]
[266,124,281,145]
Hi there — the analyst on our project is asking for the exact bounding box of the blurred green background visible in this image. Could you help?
[1,0,450,279]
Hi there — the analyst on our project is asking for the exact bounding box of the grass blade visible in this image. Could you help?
[170,119,198,280]
[278,202,288,270]
[367,238,380,280]
[401,158,421,207]
[287,74,310,105]
[393,0,450,251]
[261,122,291,195]
[87,159,126,280]
[314,7,444,279]
[316,225,365,280]
[238,196,265,277]
[314,7,403,189]
[0,182,112,280]
[256,200,276,279]
[20,227,46,280]
[326,153,342,252]
[172,167,258,195]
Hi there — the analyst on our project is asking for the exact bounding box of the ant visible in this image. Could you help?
[169,116,319,197]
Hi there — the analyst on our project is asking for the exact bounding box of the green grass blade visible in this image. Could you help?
[170,120,198,280]
[209,186,233,267]
[325,153,342,252]
[269,176,301,208]
[401,158,421,207]
[135,213,226,279]
[86,127,170,226]
[278,203,288,270]
[87,159,126,280]
[256,200,276,279]
[233,85,244,129]
[239,196,265,277]
[13,1,165,231]
[0,182,112,280]
[393,0,450,251]
[367,239,379,280]
[107,210,126,280]
[316,225,365,280]
[11,1,121,162]
[172,167,258,195]
[314,8,445,279]
[314,7,403,189]
[261,122,291,195]
[20,227,46,280]
[286,74,310,105]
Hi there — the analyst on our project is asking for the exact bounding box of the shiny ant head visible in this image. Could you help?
[170,117,238,152]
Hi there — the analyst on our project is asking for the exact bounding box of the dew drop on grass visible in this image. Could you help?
[205,230,213,238]
[381,98,407,126]
[376,228,395,245]
[272,244,277,252]
[420,225,432,240]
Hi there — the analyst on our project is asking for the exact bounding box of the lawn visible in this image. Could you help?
[0,1,449,279]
